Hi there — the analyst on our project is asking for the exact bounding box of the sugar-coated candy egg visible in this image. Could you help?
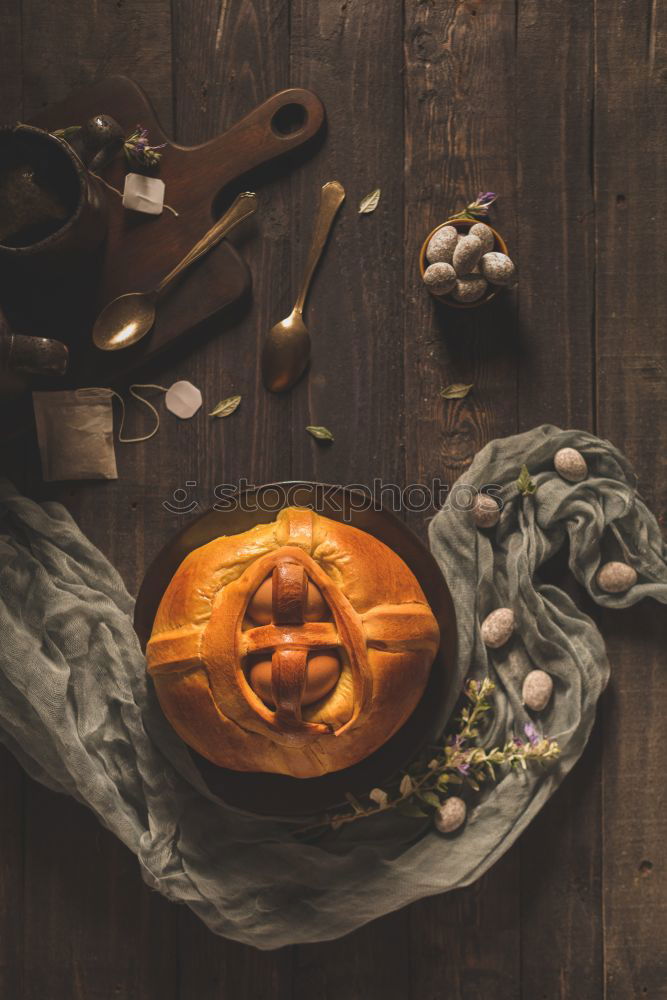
[434,796,467,833]
[423,262,457,296]
[426,225,458,265]
[597,561,637,593]
[469,222,495,253]
[452,234,483,275]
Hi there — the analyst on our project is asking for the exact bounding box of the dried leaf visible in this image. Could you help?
[358,188,381,214]
[418,791,441,810]
[209,394,241,418]
[395,799,428,819]
[399,774,414,797]
[516,464,537,496]
[344,792,364,814]
[440,383,473,400]
[306,425,334,442]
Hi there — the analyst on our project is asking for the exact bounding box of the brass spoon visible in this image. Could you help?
[93,191,258,351]
[261,180,345,392]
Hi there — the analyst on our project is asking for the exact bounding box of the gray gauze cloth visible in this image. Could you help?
[0,425,665,949]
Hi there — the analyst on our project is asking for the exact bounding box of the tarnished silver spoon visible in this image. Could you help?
[261,180,345,392]
[93,191,257,351]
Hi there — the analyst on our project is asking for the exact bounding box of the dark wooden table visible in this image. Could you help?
[1,2,666,998]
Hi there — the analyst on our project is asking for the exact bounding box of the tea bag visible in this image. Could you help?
[33,388,118,481]
[32,382,197,482]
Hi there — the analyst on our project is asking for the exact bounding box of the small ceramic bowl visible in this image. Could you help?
[419,217,510,309]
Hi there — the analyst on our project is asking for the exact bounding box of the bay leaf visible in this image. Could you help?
[516,463,537,496]
[395,799,428,819]
[306,425,334,442]
[440,383,473,399]
[209,394,241,418]
[358,188,381,214]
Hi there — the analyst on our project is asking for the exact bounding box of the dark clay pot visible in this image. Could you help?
[0,122,109,271]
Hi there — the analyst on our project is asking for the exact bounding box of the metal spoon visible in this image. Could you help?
[261,180,345,392]
[93,191,258,351]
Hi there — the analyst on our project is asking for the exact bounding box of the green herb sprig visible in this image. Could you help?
[297,678,560,835]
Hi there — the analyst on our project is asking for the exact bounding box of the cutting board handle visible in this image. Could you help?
[187,88,325,202]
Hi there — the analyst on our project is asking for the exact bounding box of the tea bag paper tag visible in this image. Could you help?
[122,173,165,215]
[165,381,202,419]
[33,389,118,482]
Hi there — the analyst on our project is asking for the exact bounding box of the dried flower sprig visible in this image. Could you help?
[52,122,166,171]
[124,125,166,168]
[297,678,560,836]
[451,191,498,221]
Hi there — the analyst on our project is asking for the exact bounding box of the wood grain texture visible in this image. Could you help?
[0,0,665,995]
[170,0,296,995]
[20,0,173,126]
[0,9,25,995]
[16,2,181,999]
[514,5,602,998]
[288,0,410,995]
[289,0,405,492]
[403,3,521,997]
[403,0,518,499]
[594,0,667,997]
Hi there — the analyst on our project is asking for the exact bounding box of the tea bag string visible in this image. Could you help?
[76,385,168,443]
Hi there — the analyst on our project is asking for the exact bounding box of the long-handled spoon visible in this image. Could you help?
[93,191,258,351]
[261,180,345,392]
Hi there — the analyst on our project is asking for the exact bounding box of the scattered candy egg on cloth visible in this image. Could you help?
[435,796,467,833]
[597,561,637,593]
[522,669,554,711]
[554,446,588,482]
[481,607,515,648]
[472,493,501,528]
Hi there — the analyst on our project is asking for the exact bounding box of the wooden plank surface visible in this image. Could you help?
[12,3,181,999]
[170,0,296,994]
[0,6,25,996]
[0,0,666,997]
[289,0,410,993]
[403,4,521,997]
[514,4,603,998]
[594,1,667,997]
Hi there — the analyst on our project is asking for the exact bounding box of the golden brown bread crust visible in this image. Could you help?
[146,507,440,778]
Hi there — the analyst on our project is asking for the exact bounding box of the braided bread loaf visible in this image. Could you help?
[146,507,440,777]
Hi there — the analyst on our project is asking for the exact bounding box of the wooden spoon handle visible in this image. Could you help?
[294,180,345,315]
[154,191,257,297]
[179,88,326,198]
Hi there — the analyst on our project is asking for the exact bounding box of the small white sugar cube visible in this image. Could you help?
[122,173,165,215]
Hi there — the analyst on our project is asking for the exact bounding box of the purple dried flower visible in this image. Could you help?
[456,762,471,776]
[124,124,166,168]
[524,722,541,747]
[477,191,497,206]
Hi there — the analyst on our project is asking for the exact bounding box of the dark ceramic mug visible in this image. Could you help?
[0,122,110,269]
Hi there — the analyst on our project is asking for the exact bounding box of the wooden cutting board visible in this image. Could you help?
[5,76,325,384]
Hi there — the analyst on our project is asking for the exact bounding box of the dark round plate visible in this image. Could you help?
[134,482,457,818]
